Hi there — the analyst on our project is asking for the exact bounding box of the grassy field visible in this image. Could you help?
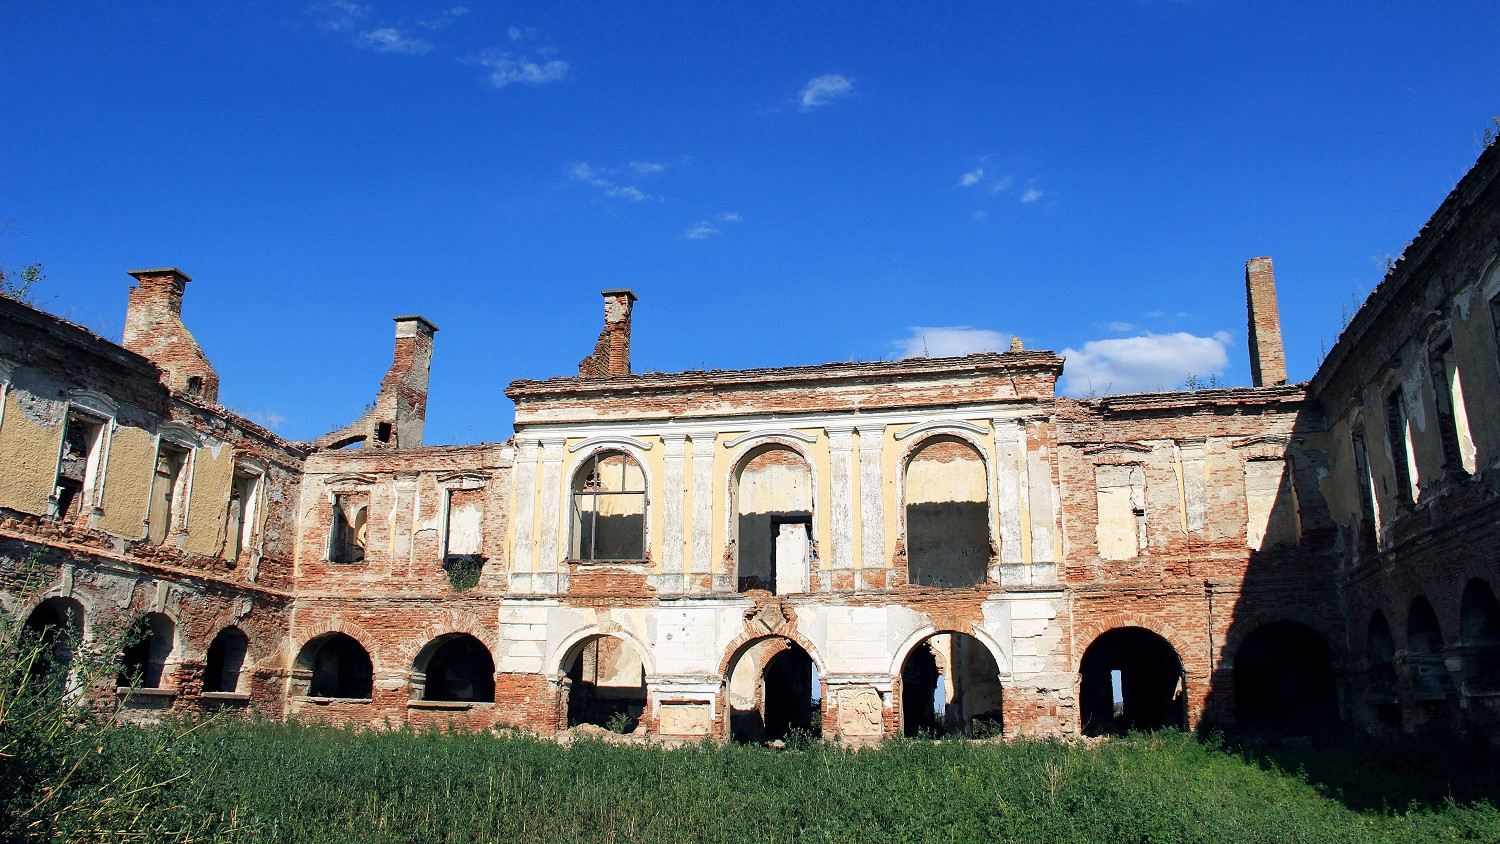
[7,718,1500,843]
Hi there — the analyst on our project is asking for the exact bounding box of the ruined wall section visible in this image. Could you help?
[121,269,220,403]
[315,317,437,451]
[1309,140,1500,735]
[1054,387,1340,728]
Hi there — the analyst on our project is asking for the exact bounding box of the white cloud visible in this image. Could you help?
[989,174,1014,193]
[799,74,854,110]
[1020,187,1043,203]
[1060,331,1232,395]
[630,161,666,175]
[474,47,569,87]
[971,210,987,222]
[1144,310,1165,318]
[311,0,368,32]
[684,212,742,240]
[358,27,434,54]
[569,162,659,202]
[417,7,468,29]
[507,25,535,41]
[247,409,287,430]
[960,168,984,187]
[894,326,1010,359]
[1106,321,1136,332]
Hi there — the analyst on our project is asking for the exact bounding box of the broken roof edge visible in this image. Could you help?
[1070,382,1310,413]
[1308,139,1500,398]
[504,350,1065,397]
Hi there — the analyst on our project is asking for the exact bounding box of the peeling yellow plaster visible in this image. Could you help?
[182,444,233,555]
[0,390,64,515]
[98,424,155,537]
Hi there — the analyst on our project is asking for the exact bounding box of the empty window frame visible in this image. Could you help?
[443,487,485,565]
[1428,340,1477,475]
[52,412,106,523]
[1384,387,1417,504]
[1095,463,1146,560]
[329,492,369,564]
[571,450,646,561]
[1244,458,1300,550]
[147,442,190,545]
[224,466,262,563]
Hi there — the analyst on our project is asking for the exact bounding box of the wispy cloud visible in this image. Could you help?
[989,174,1014,193]
[417,6,468,30]
[473,46,569,87]
[310,0,368,32]
[630,161,666,175]
[894,326,1011,358]
[570,162,659,201]
[799,74,854,110]
[1106,321,1136,332]
[247,409,287,430]
[959,168,984,187]
[358,27,433,54]
[684,212,742,240]
[1060,331,1232,395]
[1020,187,1043,203]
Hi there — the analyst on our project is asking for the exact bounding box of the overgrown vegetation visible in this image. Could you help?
[2,559,1498,842]
[0,261,44,306]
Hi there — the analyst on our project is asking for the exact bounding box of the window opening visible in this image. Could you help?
[1096,463,1146,560]
[904,437,990,588]
[118,613,174,689]
[329,493,368,564]
[1079,627,1186,736]
[297,633,373,699]
[376,422,392,444]
[1385,388,1416,504]
[734,445,813,594]
[900,632,1003,737]
[417,634,495,703]
[1406,597,1452,700]
[203,627,248,694]
[1461,579,1500,697]
[224,470,259,564]
[1366,611,1400,727]
[565,635,645,731]
[53,415,104,523]
[572,450,646,561]
[148,444,188,545]
[23,597,84,696]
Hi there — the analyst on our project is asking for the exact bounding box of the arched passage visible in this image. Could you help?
[733,445,813,594]
[904,436,990,588]
[119,612,174,689]
[726,636,820,743]
[295,633,373,699]
[1461,579,1500,697]
[563,634,646,731]
[203,626,249,694]
[1078,627,1185,736]
[23,597,84,693]
[413,633,495,702]
[1406,596,1452,699]
[1366,611,1400,727]
[1232,621,1338,734]
[899,631,1003,736]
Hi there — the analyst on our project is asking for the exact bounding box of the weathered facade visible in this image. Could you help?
[4,141,1499,741]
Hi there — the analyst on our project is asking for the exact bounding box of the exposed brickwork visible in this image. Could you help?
[1245,257,1288,387]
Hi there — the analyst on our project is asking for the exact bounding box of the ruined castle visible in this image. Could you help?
[4,140,1499,742]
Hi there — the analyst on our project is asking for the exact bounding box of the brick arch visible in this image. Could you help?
[723,437,820,535]
[895,430,995,539]
[550,622,655,681]
[1220,609,1343,668]
[17,589,97,643]
[1071,613,1187,666]
[888,624,1011,679]
[391,610,494,670]
[717,626,826,680]
[291,618,381,673]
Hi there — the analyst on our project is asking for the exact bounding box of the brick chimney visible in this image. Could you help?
[315,315,437,450]
[578,289,637,378]
[123,268,221,403]
[1245,257,1288,387]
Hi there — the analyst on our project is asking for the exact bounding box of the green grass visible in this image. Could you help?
[19,721,1497,843]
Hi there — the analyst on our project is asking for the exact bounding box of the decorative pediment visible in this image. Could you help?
[567,435,654,453]
[156,422,201,448]
[437,470,491,488]
[746,600,794,636]
[322,473,377,487]
[1231,434,1291,451]
[723,429,817,449]
[893,419,989,442]
[68,388,119,418]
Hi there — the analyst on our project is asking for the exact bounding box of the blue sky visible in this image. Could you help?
[4,2,1497,444]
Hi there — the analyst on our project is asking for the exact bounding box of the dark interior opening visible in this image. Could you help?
[1079,626,1186,736]
[1233,621,1339,735]
[303,633,373,699]
[422,634,495,702]
[203,626,248,694]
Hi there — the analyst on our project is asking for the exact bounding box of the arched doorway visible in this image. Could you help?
[1232,621,1338,734]
[294,633,373,699]
[726,636,820,742]
[899,631,1003,736]
[563,634,646,731]
[1406,596,1452,699]
[1461,579,1500,696]
[203,626,249,694]
[904,436,990,588]
[23,597,84,694]
[119,612,174,689]
[1079,627,1186,736]
[413,634,495,703]
[1366,611,1400,727]
[733,445,813,595]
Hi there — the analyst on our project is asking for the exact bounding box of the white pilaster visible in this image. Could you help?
[688,433,715,587]
[660,433,688,592]
[855,424,885,574]
[826,426,855,576]
[535,436,567,594]
[508,439,541,592]
[992,419,1025,566]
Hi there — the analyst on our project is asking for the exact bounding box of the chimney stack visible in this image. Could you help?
[579,289,637,378]
[313,315,437,450]
[1245,257,1287,387]
[123,268,221,403]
